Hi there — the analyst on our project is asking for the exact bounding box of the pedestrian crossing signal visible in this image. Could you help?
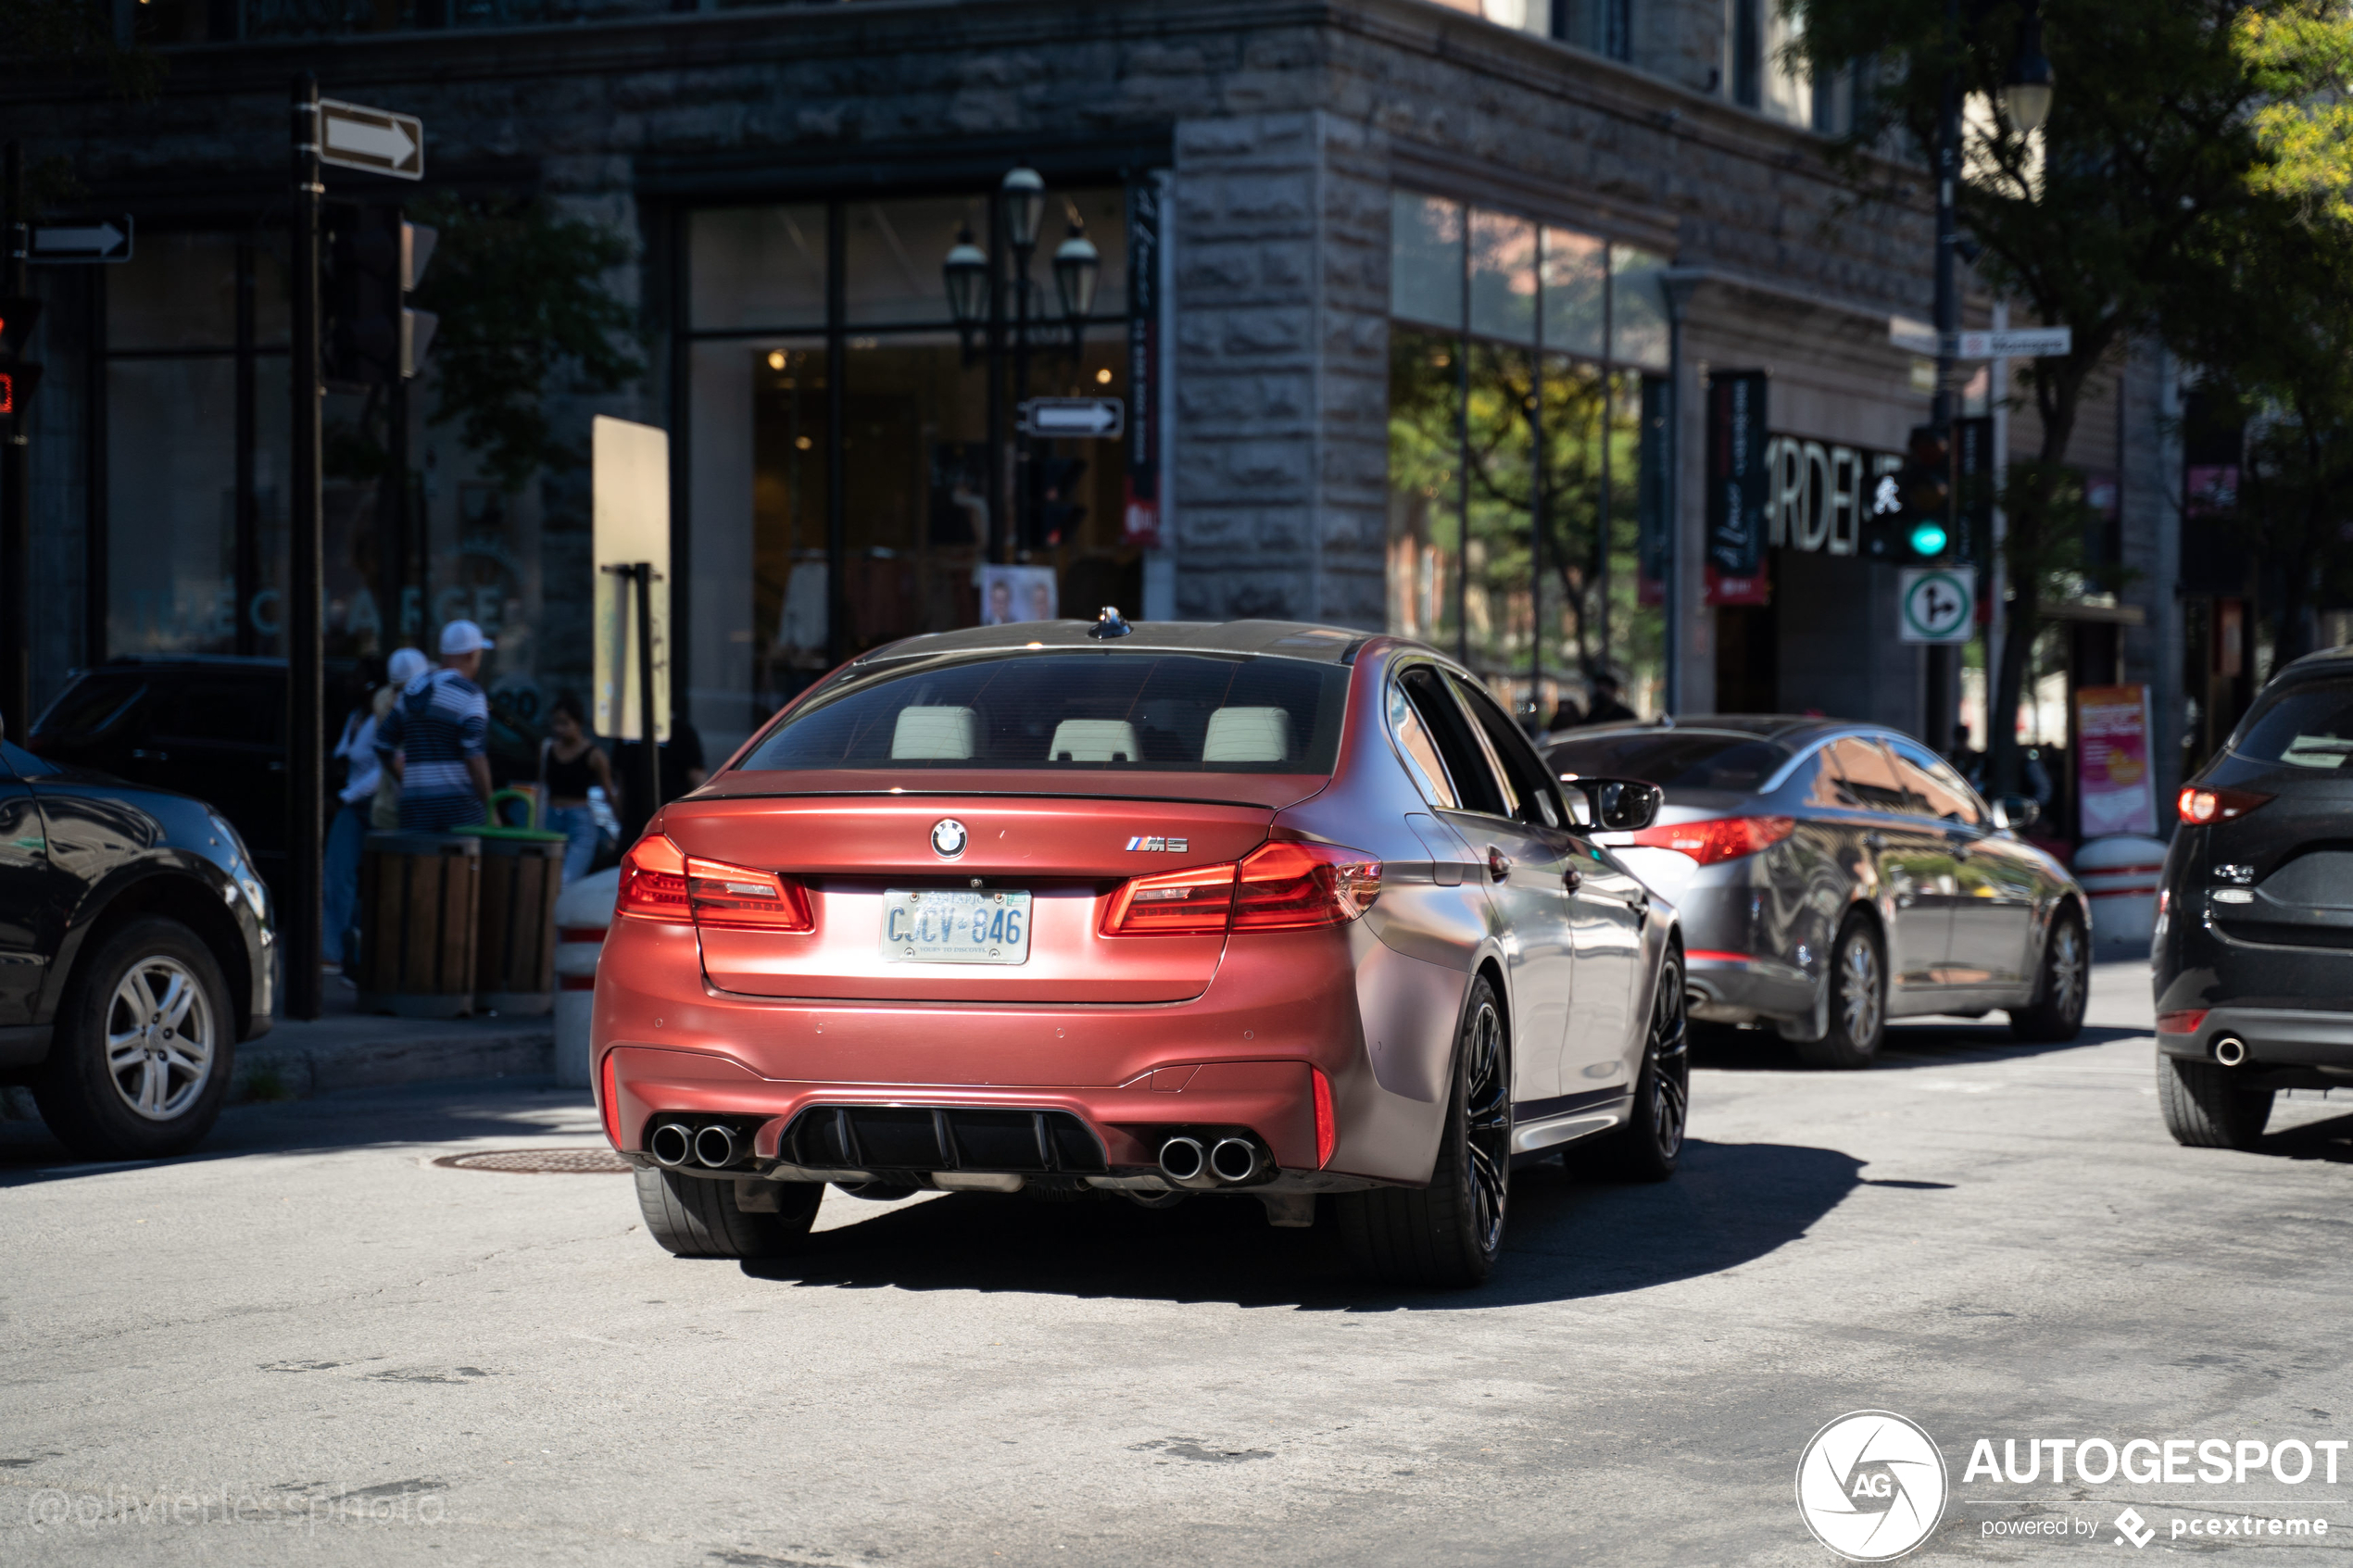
[0,295,43,436]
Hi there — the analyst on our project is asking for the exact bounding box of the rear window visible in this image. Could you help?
[2235,679,2353,770]
[736,652,1351,774]
[31,674,150,746]
[1542,731,1793,793]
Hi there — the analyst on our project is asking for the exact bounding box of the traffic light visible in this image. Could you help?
[1893,424,1953,561]
[1029,452,1088,548]
[0,295,44,440]
[324,205,437,386]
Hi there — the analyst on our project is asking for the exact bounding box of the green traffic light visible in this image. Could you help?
[1907,520,1949,558]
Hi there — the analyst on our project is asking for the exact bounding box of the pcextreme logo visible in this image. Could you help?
[1796,1411,1951,1562]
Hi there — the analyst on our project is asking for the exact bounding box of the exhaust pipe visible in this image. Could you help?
[2213,1035,2248,1068]
[1209,1137,1261,1185]
[648,1123,693,1168]
[1158,1136,1206,1184]
[694,1124,740,1169]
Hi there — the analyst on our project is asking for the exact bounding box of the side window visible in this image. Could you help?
[1451,674,1565,830]
[1826,737,1912,813]
[1386,681,1459,810]
[1398,667,1507,816]
[1888,740,1983,826]
[1800,748,1850,809]
[156,681,282,746]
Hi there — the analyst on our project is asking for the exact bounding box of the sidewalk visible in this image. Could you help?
[229,979,560,1103]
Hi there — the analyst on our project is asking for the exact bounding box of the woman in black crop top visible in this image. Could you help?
[543,693,619,884]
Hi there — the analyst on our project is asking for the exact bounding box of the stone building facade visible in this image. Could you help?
[6,0,2187,811]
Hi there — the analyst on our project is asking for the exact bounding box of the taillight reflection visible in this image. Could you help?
[1102,840,1382,936]
[616,835,813,933]
[1625,815,1795,866]
[2178,785,2272,824]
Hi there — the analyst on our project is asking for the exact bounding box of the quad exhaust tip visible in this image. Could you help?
[2213,1035,2248,1068]
[1158,1136,1206,1184]
[648,1123,694,1168]
[694,1124,740,1169]
[1209,1137,1260,1184]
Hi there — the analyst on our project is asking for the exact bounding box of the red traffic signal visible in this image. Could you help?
[0,295,43,433]
[0,295,42,358]
[0,364,43,417]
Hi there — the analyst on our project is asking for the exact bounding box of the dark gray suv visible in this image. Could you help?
[1542,717,2090,1067]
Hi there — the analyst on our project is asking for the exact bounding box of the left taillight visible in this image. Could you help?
[1627,815,1795,866]
[616,834,812,933]
[1101,840,1381,936]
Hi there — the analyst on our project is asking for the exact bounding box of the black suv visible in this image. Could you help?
[0,729,276,1160]
[28,655,544,897]
[2158,649,2353,1148]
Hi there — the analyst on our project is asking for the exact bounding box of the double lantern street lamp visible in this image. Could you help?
[941,166,1102,560]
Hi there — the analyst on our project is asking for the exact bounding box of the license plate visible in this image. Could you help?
[879,889,1033,964]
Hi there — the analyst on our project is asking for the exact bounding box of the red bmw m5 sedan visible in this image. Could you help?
[594,616,1686,1286]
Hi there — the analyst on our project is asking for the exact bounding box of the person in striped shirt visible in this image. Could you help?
[376,621,496,832]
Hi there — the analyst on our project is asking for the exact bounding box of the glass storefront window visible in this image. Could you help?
[107,358,238,653]
[1390,194,1465,331]
[1389,192,1667,715]
[1610,245,1671,371]
[690,206,827,332]
[108,233,240,351]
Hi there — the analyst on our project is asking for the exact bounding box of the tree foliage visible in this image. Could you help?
[409,194,646,492]
[1788,0,2293,792]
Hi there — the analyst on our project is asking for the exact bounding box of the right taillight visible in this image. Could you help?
[2179,785,2273,824]
[617,835,812,933]
[1101,840,1382,936]
[1626,815,1796,866]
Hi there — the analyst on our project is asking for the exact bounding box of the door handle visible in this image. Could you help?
[1486,847,1512,883]
[1563,865,1582,892]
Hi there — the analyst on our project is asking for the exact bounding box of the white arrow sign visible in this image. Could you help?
[1899,568,1975,645]
[1019,397,1125,438]
[30,217,132,264]
[318,98,424,180]
[1888,317,2072,360]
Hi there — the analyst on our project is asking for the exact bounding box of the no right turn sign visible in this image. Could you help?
[1899,568,1974,644]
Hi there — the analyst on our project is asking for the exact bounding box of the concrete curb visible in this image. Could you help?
[228,1022,557,1103]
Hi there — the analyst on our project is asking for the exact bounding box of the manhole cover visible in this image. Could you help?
[434,1148,634,1173]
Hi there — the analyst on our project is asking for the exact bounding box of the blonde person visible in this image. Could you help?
[370,647,430,829]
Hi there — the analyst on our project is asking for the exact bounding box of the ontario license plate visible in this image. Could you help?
[879,889,1032,964]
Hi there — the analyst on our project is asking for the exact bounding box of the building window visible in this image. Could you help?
[1553,0,1631,61]
[1385,191,1670,719]
[684,188,1139,754]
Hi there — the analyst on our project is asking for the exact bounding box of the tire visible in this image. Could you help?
[32,917,235,1161]
[2009,910,2089,1043]
[1794,914,1886,1070]
[2158,1055,2274,1150]
[1336,973,1509,1288]
[1583,949,1689,1182]
[634,1168,822,1259]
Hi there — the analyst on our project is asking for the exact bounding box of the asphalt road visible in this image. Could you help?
[7,963,2353,1566]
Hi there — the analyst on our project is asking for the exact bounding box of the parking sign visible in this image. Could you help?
[1898,568,1973,644]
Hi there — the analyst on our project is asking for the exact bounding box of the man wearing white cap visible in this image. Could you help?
[375,621,496,832]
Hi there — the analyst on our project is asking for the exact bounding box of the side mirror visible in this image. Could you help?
[1563,775,1663,833]
[1991,794,2040,834]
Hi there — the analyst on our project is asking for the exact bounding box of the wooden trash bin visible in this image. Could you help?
[356,833,481,1018]
[473,831,563,1016]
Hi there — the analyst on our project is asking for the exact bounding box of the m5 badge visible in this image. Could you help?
[1125,835,1189,852]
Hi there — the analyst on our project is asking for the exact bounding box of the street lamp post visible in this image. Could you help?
[942,169,1102,565]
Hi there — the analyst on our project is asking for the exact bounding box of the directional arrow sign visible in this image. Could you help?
[318,98,424,180]
[30,217,132,264]
[1898,567,1974,645]
[1019,396,1125,439]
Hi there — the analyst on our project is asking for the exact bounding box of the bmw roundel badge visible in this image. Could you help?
[930,819,969,859]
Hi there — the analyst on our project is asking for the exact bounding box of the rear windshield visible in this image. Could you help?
[31,673,150,746]
[1542,731,1793,793]
[2234,679,2353,770]
[736,652,1352,774]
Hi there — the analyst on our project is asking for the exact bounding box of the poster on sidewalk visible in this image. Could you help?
[2076,684,2157,837]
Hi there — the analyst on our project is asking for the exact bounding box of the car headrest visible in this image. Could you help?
[1202,706,1291,763]
[1048,719,1140,763]
[891,706,977,760]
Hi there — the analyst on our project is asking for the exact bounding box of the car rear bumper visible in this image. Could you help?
[2157,1005,2353,1074]
[590,915,1454,1188]
[1684,950,1816,1022]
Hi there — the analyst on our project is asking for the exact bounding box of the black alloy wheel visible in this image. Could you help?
[2009,911,2089,1043]
[32,917,236,1161]
[1337,974,1510,1288]
[1587,949,1689,1182]
[1795,913,1886,1070]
